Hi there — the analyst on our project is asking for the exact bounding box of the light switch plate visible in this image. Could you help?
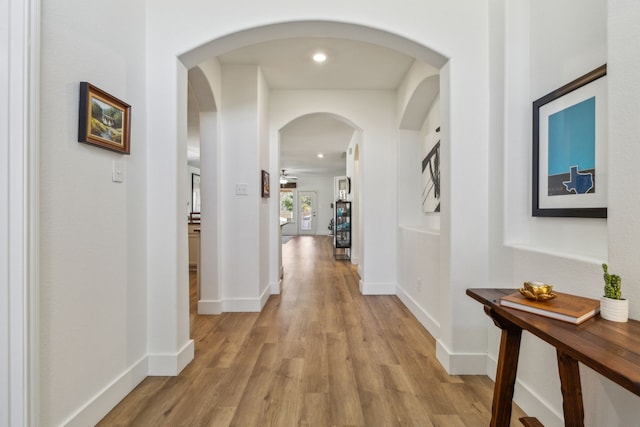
[235,183,248,195]
[112,160,124,183]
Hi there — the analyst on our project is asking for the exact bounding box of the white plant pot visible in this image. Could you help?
[600,296,629,323]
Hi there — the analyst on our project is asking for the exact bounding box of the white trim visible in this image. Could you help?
[223,298,263,312]
[60,356,148,427]
[199,283,273,314]
[27,2,40,425]
[358,280,396,295]
[270,278,282,295]
[222,285,272,312]
[147,339,194,376]
[396,284,440,336]
[197,299,223,315]
[435,339,486,375]
[260,285,271,308]
[506,242,603,264]
[222,297,263,312]
[2,0,40,425]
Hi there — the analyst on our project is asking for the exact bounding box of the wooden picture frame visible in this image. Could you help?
[261,170,270,198]
[78,82,131,154]
[532,65,607,218]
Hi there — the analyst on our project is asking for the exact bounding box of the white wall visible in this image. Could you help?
[281,176,335,236]
[609,0,640,320]
[505,0,608,257]
[8,0,556,425]
[39,0,149,425]
[146,10,488,381]
[397,61,439,125]
[397,130,422,226]
[396,61,441,228]
[26,2,640,426]
[486,1,640,426]
[145,0,492,383]
[396,228,441,334]
[219,64,263,308]
[345,134,362,266]
[270,90,398,294]
[193,59,223,314]
[258,68,271,303]
[600,3,640,426]
[396,92,442,341]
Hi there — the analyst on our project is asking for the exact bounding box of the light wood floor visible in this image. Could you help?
[98,235,526,426]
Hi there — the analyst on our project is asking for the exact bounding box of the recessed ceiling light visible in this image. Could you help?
[317,153,324,158]
[313,52,327,63]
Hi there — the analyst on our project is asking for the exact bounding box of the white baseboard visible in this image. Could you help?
[222,296,265,312]
[358,280,396,295]
[270,278,282,294]
[148,339,194,376]
[260,284,271,309]
[486,355,563,426]
[200,286,273,313]
[197,299,223,314]
[396,285,440,337]
[62,356,148,427]
[435,339,486,375]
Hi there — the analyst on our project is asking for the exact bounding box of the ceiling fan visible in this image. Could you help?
[279,169,298,184]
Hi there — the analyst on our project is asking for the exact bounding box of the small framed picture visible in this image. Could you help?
[78,82,131,154]
[532,65,607,218]
[261,170,270,198]
[192,173,201,212]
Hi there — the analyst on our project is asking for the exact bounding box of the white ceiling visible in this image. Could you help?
[279,113,355,178]
[189,37,417,175]
[218,37,415,90]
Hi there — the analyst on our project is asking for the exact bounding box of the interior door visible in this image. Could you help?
[298,191,317,235]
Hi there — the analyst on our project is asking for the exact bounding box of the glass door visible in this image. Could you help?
[298,191,317,235]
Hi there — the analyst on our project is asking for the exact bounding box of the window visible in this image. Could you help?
[280,189,294,222]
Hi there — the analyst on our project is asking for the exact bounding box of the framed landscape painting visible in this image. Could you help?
[532,65,607,218]
[78,82,131,154]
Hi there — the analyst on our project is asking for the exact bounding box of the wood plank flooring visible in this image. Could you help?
[98,235,526,426]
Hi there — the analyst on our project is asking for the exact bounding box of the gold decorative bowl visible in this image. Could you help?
[518,281,557,302]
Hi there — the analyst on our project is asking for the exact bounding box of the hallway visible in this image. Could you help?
[98,236,525,426]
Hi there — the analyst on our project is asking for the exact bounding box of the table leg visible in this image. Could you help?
[485,306,523,427]
[557,350,584,427]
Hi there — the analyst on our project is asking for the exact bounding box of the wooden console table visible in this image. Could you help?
[467,288,640,427]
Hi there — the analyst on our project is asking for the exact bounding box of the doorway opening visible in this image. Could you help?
[298,191,317,235]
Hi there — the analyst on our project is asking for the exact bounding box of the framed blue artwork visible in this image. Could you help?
[532,65,607,218]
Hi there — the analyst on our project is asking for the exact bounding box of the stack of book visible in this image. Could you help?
[500,291,600,325]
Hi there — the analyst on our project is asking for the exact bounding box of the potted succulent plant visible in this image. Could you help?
[600,263,628,322]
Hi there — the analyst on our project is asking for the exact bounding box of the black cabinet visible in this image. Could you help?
[334,200,351,260]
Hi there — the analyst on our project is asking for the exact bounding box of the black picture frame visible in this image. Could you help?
[261,170,270,198]
[78,82,131,154]
[532,65,607,218]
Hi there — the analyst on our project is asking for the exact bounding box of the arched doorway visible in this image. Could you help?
[146,20,450,374]
[276,112,363,290]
